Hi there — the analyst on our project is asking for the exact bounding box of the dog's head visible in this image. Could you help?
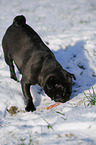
[44,69,76,103]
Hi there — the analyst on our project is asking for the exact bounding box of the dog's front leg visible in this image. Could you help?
[21,82,36,112]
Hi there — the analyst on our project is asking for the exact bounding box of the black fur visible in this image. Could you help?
[2,15,76,112]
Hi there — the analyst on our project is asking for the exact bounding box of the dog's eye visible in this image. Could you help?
[46,82,54,90]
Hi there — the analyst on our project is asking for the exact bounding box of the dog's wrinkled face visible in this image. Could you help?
[44,72,75,103]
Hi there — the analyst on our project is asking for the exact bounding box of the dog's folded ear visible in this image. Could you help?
[68,73,76,80]
[63,69,76,81]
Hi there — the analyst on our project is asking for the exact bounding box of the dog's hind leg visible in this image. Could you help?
[4,52,17,81]
[9,59,17,81]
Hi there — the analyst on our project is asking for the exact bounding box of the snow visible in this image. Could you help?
[0,0,96,144]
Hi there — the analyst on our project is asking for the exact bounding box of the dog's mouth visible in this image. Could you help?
[51,94,70,103]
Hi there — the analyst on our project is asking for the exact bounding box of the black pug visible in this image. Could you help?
[2,15,76,112]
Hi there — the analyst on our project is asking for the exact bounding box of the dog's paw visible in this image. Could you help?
[25,104,36,112]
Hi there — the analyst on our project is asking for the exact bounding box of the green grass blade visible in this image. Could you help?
[56,111,65,116]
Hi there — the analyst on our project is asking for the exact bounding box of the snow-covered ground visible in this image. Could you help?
[0,0,96,144]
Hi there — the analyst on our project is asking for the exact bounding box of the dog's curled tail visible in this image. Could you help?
[13,15,26,27]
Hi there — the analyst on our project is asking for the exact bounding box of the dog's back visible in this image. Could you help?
[2,15,54,72]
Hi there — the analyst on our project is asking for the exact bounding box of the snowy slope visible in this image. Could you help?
[0,0,96,144]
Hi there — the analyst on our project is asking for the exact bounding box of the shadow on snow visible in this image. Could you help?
[53,40,96,99]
